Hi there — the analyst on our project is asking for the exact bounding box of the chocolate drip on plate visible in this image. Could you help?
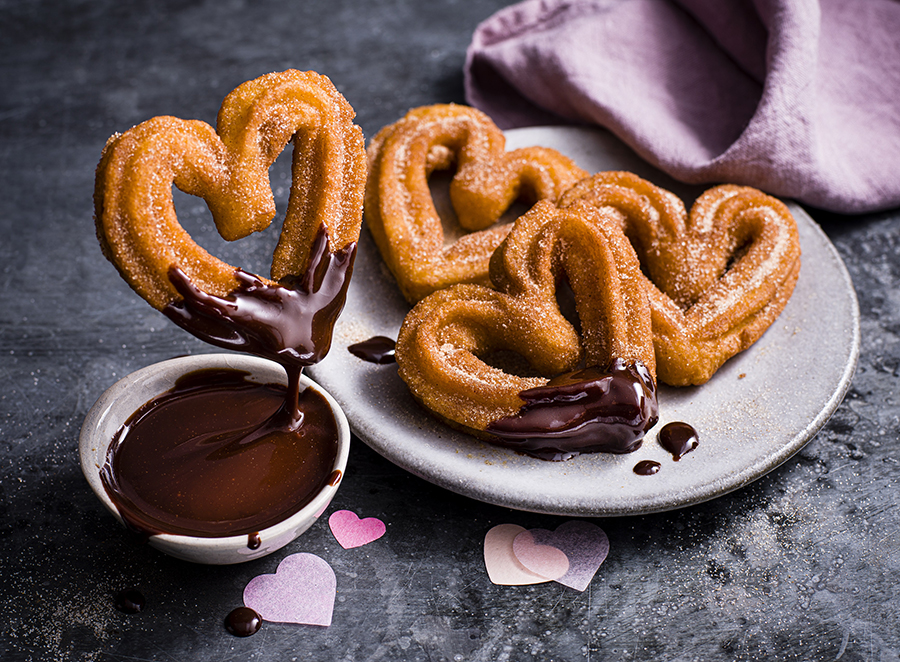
[658,421,699,460]
[633,460,661,475]
[348,336,396,364]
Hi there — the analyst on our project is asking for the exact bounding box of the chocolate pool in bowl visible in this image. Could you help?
[79,353,350,565]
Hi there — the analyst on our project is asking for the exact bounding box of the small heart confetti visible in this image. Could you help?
[514,520,609,592]
[483,524,563,586]
[243,553,336,627]
[328,510,386,549]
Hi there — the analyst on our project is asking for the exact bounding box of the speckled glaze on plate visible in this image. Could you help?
[308,126,860,517]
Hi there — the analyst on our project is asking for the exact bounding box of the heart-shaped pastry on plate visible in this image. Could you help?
[395,199,658,459]
[558,172,801,386]
[365,104,588,303]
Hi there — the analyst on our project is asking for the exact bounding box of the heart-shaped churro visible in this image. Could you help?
[395,200,658,459]
[94,70,366,367]
[95,69,365,310]
[365,104,587,303]
[558,172,801,386]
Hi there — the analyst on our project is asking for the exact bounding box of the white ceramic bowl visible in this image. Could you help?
[79,353,350,565]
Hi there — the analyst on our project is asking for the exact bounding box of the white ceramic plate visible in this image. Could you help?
[308,126,860,516]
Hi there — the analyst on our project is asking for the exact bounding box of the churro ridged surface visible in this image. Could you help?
[94,69,366,311]
[395,200,655,436]
[365,104,588,303]
[558,171,801,386]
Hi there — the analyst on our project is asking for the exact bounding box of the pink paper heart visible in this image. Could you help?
[328,510,386,549]
[509,529,570,583]
[514,520,609,592]
[243,553,336,626]
[483,524,563,585]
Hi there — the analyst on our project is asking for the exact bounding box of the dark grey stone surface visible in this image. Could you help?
[1,1,897,660]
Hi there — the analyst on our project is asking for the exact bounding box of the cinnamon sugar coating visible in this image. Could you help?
[94,69,366,310]
[395,200,654,434]
[365,104,587,303]
[558,171,801,386]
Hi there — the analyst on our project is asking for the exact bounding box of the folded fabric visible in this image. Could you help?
[465,0,900,213]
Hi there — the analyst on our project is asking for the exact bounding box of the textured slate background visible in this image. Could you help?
[1,1,898,660]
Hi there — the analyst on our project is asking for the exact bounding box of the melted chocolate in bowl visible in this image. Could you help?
[100,369,339,538]
[99,225,354,541]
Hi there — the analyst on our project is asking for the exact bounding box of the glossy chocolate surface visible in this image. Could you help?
[164,225,356,370]
[100,369,339,538]
[486,358,659,460]
[658,421,699,460]
[225,607,262,637]
[633,460,661,476]
[348,336,397,364]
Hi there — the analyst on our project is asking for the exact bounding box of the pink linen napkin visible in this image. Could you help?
[465,0,900,213]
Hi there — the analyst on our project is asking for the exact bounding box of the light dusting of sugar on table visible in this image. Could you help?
[5,565,116,661]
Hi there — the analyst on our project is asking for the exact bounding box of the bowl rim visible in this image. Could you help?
[79,352,350,553]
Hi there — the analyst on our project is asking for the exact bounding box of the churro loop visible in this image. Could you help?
[396,200,658,458]
[94,69,366,311]
[558,172,801,386]
[365,104,588,303]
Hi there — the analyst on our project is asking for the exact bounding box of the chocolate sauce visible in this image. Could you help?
[164,225,356,373]
[101,369,339,537]
[348,336,396,364]
[633,460,661,475]
[485,358,659,461]
[102,224,352,540]
[328,469,342,486]
[114,588,146,614]
[247,532,261,550]
[658,421,699,460]
[225,607,261,637]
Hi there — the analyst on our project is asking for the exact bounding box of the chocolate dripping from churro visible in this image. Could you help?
[101,224,354,540]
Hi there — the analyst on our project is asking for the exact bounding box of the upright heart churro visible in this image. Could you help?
[94,69,367,367]
[95,70,365,312]
[365,104,588,303]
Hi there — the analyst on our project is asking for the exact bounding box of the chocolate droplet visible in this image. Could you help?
[348,336,396,364]
[633,460,661,476]
[658,421,699,460]
[225,606,262,637]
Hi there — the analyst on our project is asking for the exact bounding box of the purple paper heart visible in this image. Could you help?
[513,520,609,592]
[243,553,336,627]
